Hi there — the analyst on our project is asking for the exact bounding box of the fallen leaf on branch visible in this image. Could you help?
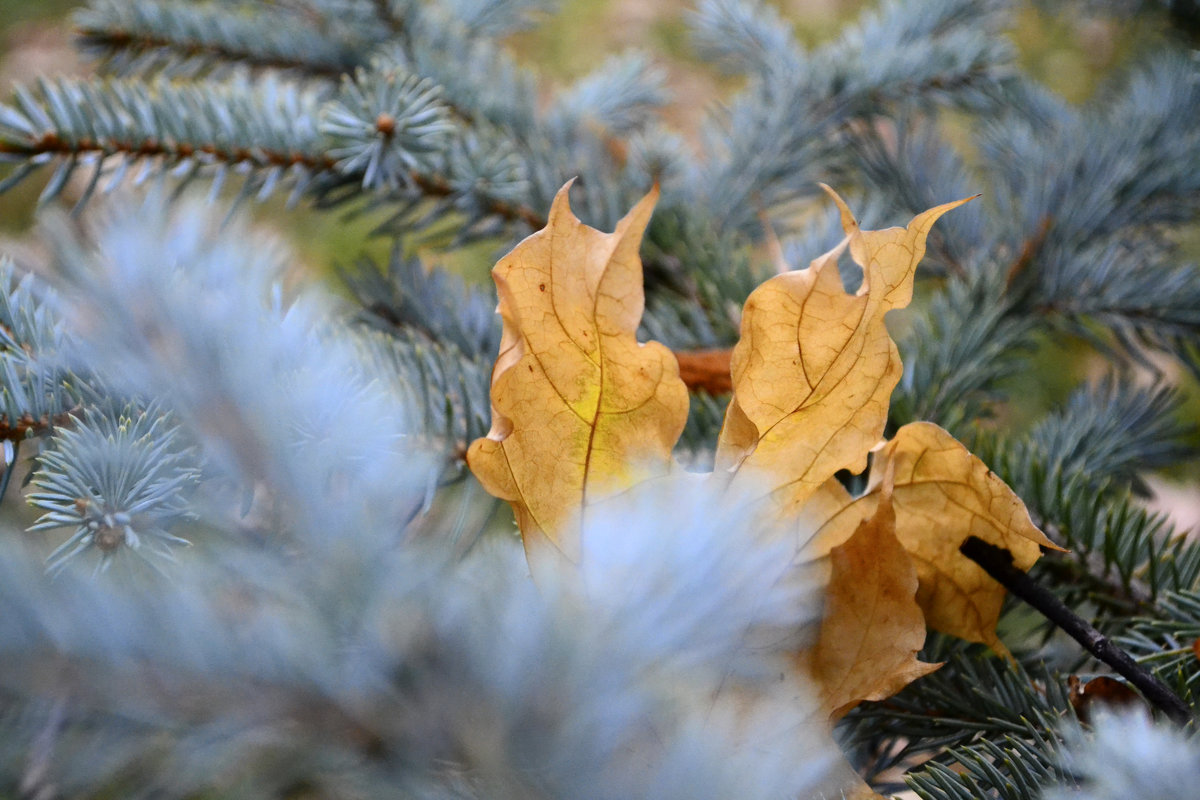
[468,181,1050,797]
[807,422,1062,651]
[1068,675,1145,724]
[801,473,942,721]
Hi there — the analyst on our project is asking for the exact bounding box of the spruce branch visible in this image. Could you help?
[843,650,1076,797]
[1026,379,1192,491]
[1043,709,1200,800]
[0,258,83,441]
[0,72,548,229]
[960,536,1192,726]
[847,57,1200,399]
[353,328,493,458]
[907,731,1069,800]
[974,385,1200,620]
[549,52,669,136]
[339,247,500,358]
[322,70,457,189]
[1,2,1199,796]
[1025,478,1199,622]
[0,75,329,206]
[28,405,200,572]
[446,0,555,37]
[979,57,1200,374]
[694,0,1014,234]
[74,0,374,79]
[689,0,803,82]
[1120,590,1200,700]
[892,274,1034,433]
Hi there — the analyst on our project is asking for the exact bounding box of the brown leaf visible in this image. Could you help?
[1068,675,1145,724]
[802,478,942,721]
[808,422,1061,651]
[715,187,974,519]
[466,181,689,572]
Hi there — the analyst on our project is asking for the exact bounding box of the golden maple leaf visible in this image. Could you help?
[715,185,972,515]
[468,180,1058,797]
[466,180,689,574]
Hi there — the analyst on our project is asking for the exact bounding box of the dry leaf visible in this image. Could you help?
[809,422,1061,650]
[715,187,974,518]
[466,181,689,571]
[802,477,942,721]
[1068,675,1145,724]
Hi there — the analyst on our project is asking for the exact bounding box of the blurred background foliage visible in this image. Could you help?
[0,0,1182,241]
[0,0,1197,516]
[0,3,1199,796]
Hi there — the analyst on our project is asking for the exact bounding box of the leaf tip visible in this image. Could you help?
[548,178,581,225]
[614,182,661,243]
[1040,535,1069,553]
[635,180,661,213]
[819,183,858,234]
[920,193,978,226]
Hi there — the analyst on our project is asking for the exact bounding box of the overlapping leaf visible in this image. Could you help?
[805,422,1061,651]
[802,477,942,721]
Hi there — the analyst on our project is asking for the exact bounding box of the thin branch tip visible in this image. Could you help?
[960,535,1192,726]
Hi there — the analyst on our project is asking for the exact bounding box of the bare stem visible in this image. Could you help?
[960,535,1192,726]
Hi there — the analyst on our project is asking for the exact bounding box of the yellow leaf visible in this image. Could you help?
[716,188,974,518]
[802,478,942,721]
[809,422,1062,650]
[466,181,689,572]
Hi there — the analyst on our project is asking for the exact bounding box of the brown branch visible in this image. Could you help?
[75,26,348,78]
[673,348,732,395]
[0,136,547,229]
[960,536,1192,726]
[0,411,75,442]
[408,171,545,229]
[1005,214,1052,291]
[0,133,331,170]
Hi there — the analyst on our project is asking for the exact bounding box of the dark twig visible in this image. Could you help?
[960,536,1192,726]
